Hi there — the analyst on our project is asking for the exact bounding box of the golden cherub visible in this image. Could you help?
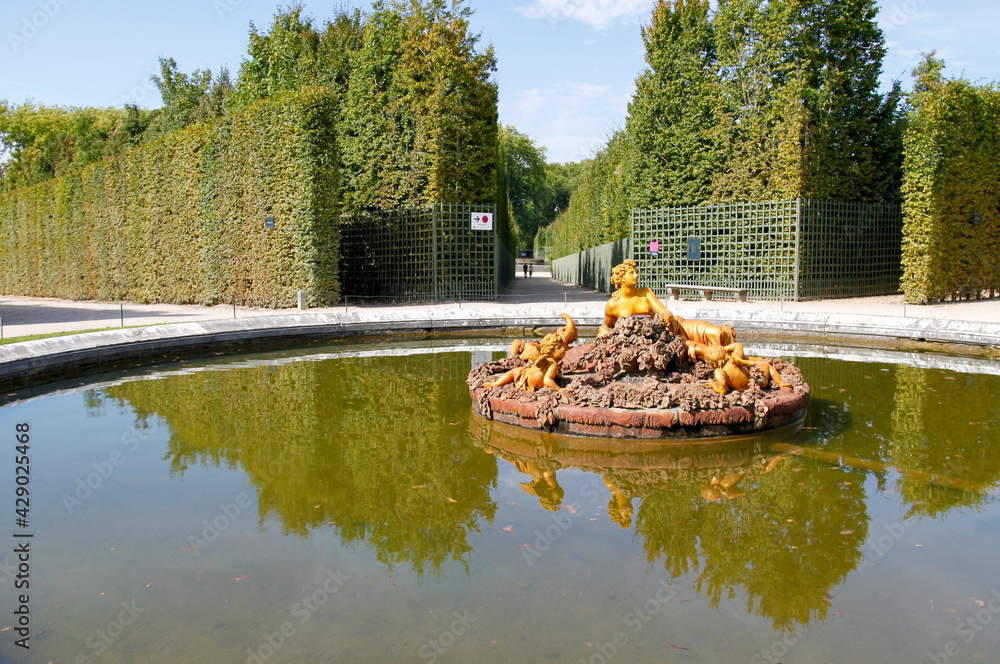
[597,260,674,337]
[508,313,577,361]
[697,344,791,394]
[485,332,568,392]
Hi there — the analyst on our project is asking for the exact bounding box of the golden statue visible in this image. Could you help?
[675,317,740,353]
[484,332,567,392]
[696,344,791,394]
[598,260,673,336]
[508,313,577,360]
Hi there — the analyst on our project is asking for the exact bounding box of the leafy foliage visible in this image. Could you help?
[0,102,152,192]
[0,89,340,307]
[549,0,904,258]
[1,2,508,304]
[900,54,1000,303]
[627,0,717,208]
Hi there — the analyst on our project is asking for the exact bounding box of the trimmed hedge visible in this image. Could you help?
[900,79,1000,303]
[0,88,339,307]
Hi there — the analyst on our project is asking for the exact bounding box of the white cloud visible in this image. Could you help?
[513,0,654,29]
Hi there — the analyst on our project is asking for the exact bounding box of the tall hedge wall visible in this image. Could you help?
[0,88,339,307]
[900,79,1000,303]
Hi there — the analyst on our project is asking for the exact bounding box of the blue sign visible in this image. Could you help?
[687,238,701,261]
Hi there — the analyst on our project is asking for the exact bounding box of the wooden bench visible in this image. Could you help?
[663,284,748,302]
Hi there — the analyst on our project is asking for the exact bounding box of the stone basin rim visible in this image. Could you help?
[1,305,996,393]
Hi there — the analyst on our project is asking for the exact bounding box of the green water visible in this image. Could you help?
[1,339,999,664]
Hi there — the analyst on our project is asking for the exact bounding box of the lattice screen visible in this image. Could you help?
[797,200,902,299]
[632,199,902,301]
[340,204,507,302]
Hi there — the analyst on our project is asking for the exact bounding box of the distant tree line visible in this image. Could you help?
[541,0,906,257]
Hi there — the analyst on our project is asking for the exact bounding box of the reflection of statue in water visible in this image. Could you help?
[603,476,634,528]
[485,333,567,392]
[514,460,564,510]
[598,260,674,337]
[700,473,747,502]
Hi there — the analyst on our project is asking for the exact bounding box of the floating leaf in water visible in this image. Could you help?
[412,485,428,489]
[234,575,248,581]
[667,643,690,651]
[971,597,985,606]
[519,544,531,549]
[446,497,458,503]
[313,504,321,509]
[144,583,155,588]
[502,526,516,533]
[832,611,841,616]
[448,421,464,426]
[564,505,577,514]
[840,530,854,535]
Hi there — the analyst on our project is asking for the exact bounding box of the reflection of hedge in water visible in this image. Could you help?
[471,418,867,633]
[101,352,497,576]
[890,366,1000,517]
[634,463,867,632]
[795,356,1000,517]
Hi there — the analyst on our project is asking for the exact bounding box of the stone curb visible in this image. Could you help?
[1,306,998,390]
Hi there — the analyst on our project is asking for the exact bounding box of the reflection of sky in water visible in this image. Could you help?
[0,339,998,663]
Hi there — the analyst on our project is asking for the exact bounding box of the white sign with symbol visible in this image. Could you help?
[471,211,492,231]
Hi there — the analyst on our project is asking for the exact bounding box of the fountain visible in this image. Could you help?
[468,260,811,438]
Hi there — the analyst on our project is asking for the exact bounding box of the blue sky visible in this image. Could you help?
[2,0,999,163]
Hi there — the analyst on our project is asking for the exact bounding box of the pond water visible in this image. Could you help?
[1,338,999,664]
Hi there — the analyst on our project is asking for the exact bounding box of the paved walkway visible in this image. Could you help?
[3,268,1000,339]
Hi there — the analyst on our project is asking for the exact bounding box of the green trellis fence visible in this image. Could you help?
[632,198,903,301]
[339,203,514,303]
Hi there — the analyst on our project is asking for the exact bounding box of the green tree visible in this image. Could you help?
[0,101,152,191]
[147,57,230,137]
[499,124,550,250]
[627,0,718,207]
[338,0,499,210]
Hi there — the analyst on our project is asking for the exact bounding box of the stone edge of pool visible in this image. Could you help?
[1,305,999,390]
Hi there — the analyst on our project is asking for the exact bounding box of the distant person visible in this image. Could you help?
[529,264,533,278]
[523,264,528,278]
